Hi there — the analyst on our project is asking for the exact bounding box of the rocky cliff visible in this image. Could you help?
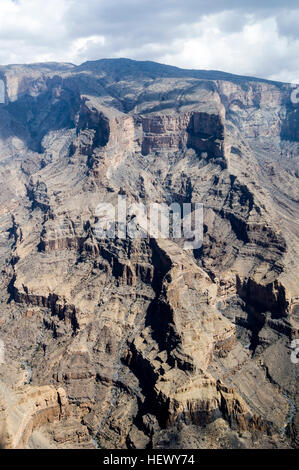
[0,58,298,449]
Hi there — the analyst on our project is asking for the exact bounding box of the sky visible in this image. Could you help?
[0,0,298,83]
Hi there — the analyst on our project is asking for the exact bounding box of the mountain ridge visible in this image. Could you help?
[0,57,290,86]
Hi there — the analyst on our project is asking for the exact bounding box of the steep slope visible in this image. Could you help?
[0,58,298,449]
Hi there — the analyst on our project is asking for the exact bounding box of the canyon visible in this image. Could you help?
[0,58,298,449]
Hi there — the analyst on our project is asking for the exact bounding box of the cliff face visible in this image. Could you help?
[0,380,68,449]
[0,58,298,449]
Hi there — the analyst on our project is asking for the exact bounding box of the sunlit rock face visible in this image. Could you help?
[0,58,298,449]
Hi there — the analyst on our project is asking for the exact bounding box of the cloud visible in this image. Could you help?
[276,9,299,40]
[0,0,298,83]
[159,14,299,84]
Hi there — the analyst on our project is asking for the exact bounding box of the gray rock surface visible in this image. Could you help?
[0,58,298,449]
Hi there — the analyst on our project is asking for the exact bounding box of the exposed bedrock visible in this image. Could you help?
[140,112,226,167]
[0,380,68,449]
[237,277,289,319]
[0,59,298,449]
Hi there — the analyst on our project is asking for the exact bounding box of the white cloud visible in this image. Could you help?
[159,15,299,83]
[0,0,298,83]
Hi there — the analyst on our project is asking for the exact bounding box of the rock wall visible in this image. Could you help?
[0,59,297,449]
[0,381,68,449]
